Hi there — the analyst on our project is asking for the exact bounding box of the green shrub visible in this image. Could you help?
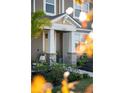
[77,53,88,67]
[52,86,61,93]
[83,74,91,79]
[46,63,66,86]
[32,62,91,86]
[68,72,82,82]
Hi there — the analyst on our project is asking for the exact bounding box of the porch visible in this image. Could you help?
[31,13,92,65]
[31,27,77,64]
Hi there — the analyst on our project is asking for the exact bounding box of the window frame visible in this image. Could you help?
[73,1,90,19]
[44,0,56,16]
[62,0,64,13]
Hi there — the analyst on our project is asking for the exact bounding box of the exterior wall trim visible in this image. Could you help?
[73,0,78,19]
[73,1,90,19]
[62,0,64,13]
[51,14,66,23]
[51,13,82,28]
[66,14,82,28]
[44,24,92,32]
[76,28,92,32]
[33,0,35,12]
[44,23,76,31]
[59,0,61,14]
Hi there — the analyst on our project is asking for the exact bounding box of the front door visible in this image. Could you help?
[56,32,63,63]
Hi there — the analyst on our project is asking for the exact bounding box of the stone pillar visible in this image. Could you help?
[47,29,56,64]
[68,32,77,65]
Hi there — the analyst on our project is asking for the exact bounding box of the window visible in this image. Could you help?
[74,32,86,51]
[44,0,56,16]
[74,2,89,18]
[82,2,89,13]
[75,3,81,17]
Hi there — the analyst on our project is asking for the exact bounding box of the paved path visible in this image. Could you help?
[66,67,93,77]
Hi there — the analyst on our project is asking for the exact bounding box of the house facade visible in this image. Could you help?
[31,0,93,64]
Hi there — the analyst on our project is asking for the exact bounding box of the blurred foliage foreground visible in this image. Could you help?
[31,63,93,93]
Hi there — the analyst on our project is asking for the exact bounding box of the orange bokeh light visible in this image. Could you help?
[31,75,52,93]
[82,21,87,28]
[75,34,93,58]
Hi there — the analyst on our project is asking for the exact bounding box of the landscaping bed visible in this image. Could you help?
[32,62,93,93]
[53,78,93,93]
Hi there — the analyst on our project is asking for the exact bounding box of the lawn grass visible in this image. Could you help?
[75,78,93,93]
[52,77,93,93]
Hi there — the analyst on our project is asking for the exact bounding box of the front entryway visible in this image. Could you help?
[56,32,63,63]
[55,31,70,63]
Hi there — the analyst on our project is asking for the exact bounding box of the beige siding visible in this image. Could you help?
[64,0,73,12]
[59,0,62,14]
[31,37,43,60]
[31,0,33,12]
[63,0,73,17]
[56,0,59,15]
[35,0,43,11]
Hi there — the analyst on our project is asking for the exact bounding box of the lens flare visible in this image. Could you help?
[75,0,84,5]
[75,42,86,56]
[84,84,93,93]
[82,21,87,28]
[31,75,53,93]
[66,7,74,15]
[61,72,79,93]
[86,10,93,22]
[79,11,87,22]
[31,75,46,93]
[89,32,93,39]
[75,35,93,58]
[91,23,93,29]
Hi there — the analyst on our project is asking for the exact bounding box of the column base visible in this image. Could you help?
[46,53,56,65]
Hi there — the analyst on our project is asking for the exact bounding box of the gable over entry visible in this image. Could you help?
[44,13,92,32]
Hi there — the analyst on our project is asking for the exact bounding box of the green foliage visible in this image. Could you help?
[77,53,88,67]
[32,62,92,93]
[83,74,91,79]
[53,78,93,93]
[52,86,61,93]
[46,63,66,86]
[31,11,51,38]
[32,62,92,88]
[75,78,93,93]
[68,72,82,82]
[32,63,87,86]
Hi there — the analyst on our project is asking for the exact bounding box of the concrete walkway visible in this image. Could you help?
[66,67,93,77]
